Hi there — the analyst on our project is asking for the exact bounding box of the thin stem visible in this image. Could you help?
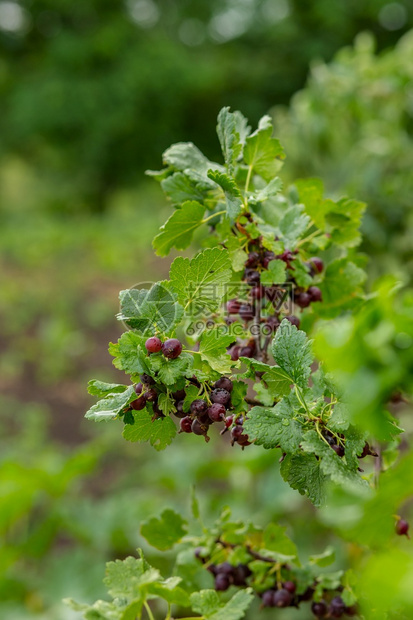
[374,446,382,489]
[244,164,253,199]
[165,603,172,620]
[144,601,156,620]
[295,229,323,248]
[202,210,227,225]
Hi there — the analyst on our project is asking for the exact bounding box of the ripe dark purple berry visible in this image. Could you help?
[239,303,255,321]
[311,600,328,618]
[216,562,233,575]
[215,573,231,591]
[294,292,312,308]
[251,285,265,300]
[131,395,146,410]
[230,345,241,361]
[211,388,231,405]
[285,315,300,328]
[227,298,242,314]
[225,415,234,428]
[262,590,275,607]
[283,581,296,594]
[244,269,260,285]
[179,416,193,433]
[162,338,183,359]
[396,519,410,537]
[262,251,276,269]
[191,418,207,436]
[309,257,324,273]
[245,251,260,268]
[174,400,186,418]
[172,389,186,401]
[134,382,143,394]
[208,403,226,422]
[232,564,252,585]
[190,399,208,416]
[332,444,345,457]
[231,425,244,439]
[329,596,345,618]
[144,388,158,402]
[214,377,233,392]
[140,373,155,386]
[239,346,254,358]
[145,336,162,353]
[308,286,322,302]
[345,605,358,616]
[273,589,292,608]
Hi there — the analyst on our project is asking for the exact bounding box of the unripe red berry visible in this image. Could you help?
[396,519,410,537]
[131,395,146,410]
[162,338,182,359]
[145,336,162,353]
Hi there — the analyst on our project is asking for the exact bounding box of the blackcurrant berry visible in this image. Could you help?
[131,395,146,410]
[227,298,241,315]
[134,382,143,394]
[232,564,252,586]
[225,415,234,428]
[329,596,345,618]
[245,251,260,268]
[283,581,296,594]
[239,346,254,358]
[396,519,410,537]
[215,574,231,591]
[229,345,241,361]
[191,418,207,436]
[332,444,345,457]
[273,589,292,608]
[231,426,244,440]
[244,269,260,285]
[211,388,231,405]
[294,292,312,308]
[174,400,186,418]
[262,251,276,269]
[145,336,162,353]
[251,285,265,300]
[190,399,208,416]
[285,315,300,328]
[345,605,358,616]
[179,416,192,433]
[214,377,233,392]
[309,257,324,273]
[144,388,158,402]
[216,562,234,576]
[140,373,155,386]
[311,600,328,618]
[162,338,183,359]
[308,286,322,302]
[194,547,206,563]
[208,403,226,422]
[239,304,255,321]
[172,389,186,401]
[262,590,275,607]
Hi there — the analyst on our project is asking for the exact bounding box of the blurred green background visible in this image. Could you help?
[1,1,412,618]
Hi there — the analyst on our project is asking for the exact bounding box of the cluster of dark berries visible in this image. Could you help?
[177,377,247,445]
[145,336,183,359]
[395,518,410,538]
[222,413,250,447]
[129,373,165,419]
[311,596,357,618]
[207,562,252,591]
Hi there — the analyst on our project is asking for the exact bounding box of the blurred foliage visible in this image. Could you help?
[0,0,412,212]
[274,30,413,281]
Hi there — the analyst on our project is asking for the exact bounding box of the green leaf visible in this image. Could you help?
[163,142,219,181]
[190,588,254,620]
[278,204,310,248]
[148,579,190,607]
[244,115,285,181]
[169,247,232,314]
[254,177,283,201]
[109,332,149,375]
[318,259,366,317]
[104,556,159,599]
[243,399,302,453]
[87,381,129,398]
[148,352,193,386]
[325,197,366,248]
[217,107,243,174]
[271,319,313,388]
[260,259,286,286]
[199,328,236,374]
[85,385,136,422]
[153,200,205,256]
[263,523,298,561]
[118,281,183,335]
[161,172,206,204]
[123,410,176,451]
[207,169,243,219]
[141,509,188,551]
[280,453,326,507]
[309,547,336,567]
[294,178,326,228]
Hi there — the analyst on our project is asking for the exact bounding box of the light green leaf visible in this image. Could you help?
[163,142,219,181]
[278,204,310,248]
[153,200,205,256]
[104,556,159,599]
[253,176,283,201]
[217,107,243,174]
[123,410,176,451]
[109,332,149,375]
[169,247,232,313]
[280,453,326,507]
[325,197,366,248]
[260,259,286,285]
[85,385,136,422]
[263,523,298,561]
[199,328,236,373]
[207,169,243,219]
[87,381,129,398]
[243,400,302,452]
[294,178,326,228]
[141,509,188,551]
[161,172,206,204]
[309,546,336,567]
[190,588,254,620]
[244,115,285,181]
[148,352,193,386]
[318,259,366,317]
[271,319,313,388]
